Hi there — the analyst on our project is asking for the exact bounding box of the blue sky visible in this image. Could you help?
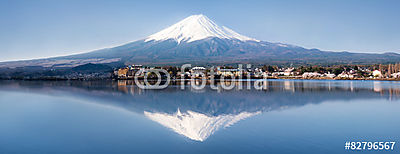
[0,0,399,62]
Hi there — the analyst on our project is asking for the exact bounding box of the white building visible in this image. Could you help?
[284,68,294,76]
[391,72,400,78]
[190,67,206,77]
[372,70,382,77]
[337,72,349,78]
[337,71,357,78]
[324,72,336,78]
[217,68,242,77]
[302,72,322,78]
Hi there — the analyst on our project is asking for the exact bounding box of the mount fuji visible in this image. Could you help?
[1,14,400,68]
[145,14,259,44]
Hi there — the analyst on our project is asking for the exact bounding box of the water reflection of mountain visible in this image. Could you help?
[1,80,400,141]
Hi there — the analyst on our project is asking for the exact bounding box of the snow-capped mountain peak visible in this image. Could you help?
[144,109,260,141]
[145,14,259,44]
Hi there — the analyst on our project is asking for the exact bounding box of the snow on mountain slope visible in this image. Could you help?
[144,109,260,141]
[145,14,259,44]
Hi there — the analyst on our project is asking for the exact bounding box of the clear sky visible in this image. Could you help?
[0,0,399,62]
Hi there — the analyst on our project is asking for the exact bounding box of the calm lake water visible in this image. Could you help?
[0,80,399,154]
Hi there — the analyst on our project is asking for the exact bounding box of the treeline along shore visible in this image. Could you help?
[2,62,400,81]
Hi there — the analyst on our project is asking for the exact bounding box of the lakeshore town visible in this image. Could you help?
[114,64,400,80]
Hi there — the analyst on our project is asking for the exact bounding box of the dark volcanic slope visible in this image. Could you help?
[66,38,400,65]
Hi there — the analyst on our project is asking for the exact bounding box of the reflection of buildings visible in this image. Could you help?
[145,109,260,141]
[117,80,143,95]
[102,80,400,101]
[388,88,400,101]
[373,81,382,92]
[111,80,400,100]
[284,80,295,92]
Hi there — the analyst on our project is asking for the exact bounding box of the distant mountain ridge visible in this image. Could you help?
[1,14,400,68]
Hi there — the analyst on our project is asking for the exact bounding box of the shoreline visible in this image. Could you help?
[1,77,400,82]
